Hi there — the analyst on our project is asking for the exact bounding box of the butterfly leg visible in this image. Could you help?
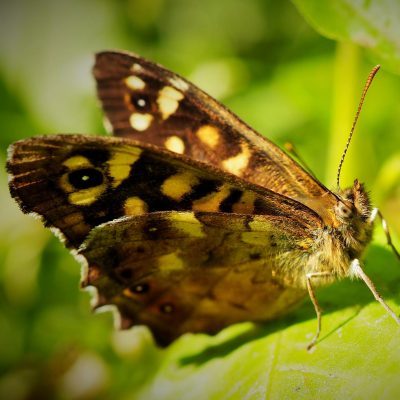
[349,259,400,326]
[370,208,400,261]
[306,271,334,350]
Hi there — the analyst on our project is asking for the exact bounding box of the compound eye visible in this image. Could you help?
[68,168,104,189]
[337,203,353,218]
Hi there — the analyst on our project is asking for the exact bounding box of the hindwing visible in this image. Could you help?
[80,211,308,345]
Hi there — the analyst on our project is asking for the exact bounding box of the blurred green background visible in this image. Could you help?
[1,1,400,399]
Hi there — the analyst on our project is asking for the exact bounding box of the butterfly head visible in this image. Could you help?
[334,179,373,255]
[336,179,371,221]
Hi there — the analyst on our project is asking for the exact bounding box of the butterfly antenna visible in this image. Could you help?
[336,65,381,189]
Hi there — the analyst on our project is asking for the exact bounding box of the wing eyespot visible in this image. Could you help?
[68,168,104,189]
[131,283,150,294]
[160,303,174,314]
[130,93,151,112]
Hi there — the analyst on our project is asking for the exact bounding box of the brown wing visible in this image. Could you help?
[7,134,322,249]
[80,211,308,346]
[93,50,338,216]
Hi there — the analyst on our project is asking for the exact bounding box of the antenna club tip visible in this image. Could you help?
[371,65,381,75]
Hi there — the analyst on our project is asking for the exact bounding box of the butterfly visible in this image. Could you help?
[7,50,400,349]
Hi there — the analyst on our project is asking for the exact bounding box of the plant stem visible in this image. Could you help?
[325,42,361,189]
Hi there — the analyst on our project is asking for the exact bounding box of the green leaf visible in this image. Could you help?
[292,0,400,74]
[130,232,400,399]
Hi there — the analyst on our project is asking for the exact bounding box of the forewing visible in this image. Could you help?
[94,50,337,210]
[7,134,321,249]
[80,211,308,346]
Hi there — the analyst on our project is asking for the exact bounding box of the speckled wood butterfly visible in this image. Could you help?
[7,51,400,349]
